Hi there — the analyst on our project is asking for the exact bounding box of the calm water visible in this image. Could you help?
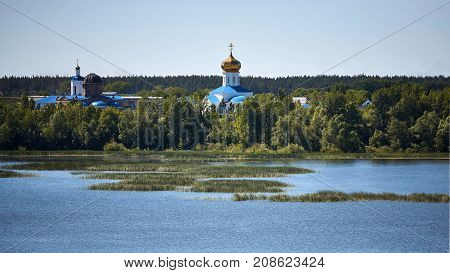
[0,160,448,253]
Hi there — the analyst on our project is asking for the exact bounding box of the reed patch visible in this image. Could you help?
[0,170,31,178]
[233,191,450,203]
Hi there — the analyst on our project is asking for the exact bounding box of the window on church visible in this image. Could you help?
[74,86,76,92]
[233,77,235,84]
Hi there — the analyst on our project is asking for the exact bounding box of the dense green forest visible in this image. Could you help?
[0,82,448,153]
[1,75,449,96]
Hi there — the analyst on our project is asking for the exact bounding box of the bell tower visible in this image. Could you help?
[221,43,241,87]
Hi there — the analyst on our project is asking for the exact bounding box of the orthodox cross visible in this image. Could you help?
[228,43,234,54]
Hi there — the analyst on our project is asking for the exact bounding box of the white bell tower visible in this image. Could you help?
[222,43,241,87]
[70,59,84,96]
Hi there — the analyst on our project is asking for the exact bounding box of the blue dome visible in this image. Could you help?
[91,101,107,107]
[229,95,247,104]
[206,95,220,105]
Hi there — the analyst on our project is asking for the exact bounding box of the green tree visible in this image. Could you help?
[97,108,122,145]
[435,116,449,152]
[410,111,440,151]
[368,130,389,148]
[104,81,133,94]
[386,118,410,150]
[118,110,137,148]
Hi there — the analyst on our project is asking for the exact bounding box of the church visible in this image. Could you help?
[205,44,254,111]
[34,44,254,110]
[35,61,123,109]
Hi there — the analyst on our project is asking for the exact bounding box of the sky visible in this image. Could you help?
[0,0,449,77]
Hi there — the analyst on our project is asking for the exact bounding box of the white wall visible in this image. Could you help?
[222,72,240,86]
[71,80,83,96]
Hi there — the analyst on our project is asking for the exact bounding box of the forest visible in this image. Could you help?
[1,74,450,96]
[0,82,448,153]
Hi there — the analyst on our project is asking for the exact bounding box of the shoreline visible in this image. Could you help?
[0,150,448,160]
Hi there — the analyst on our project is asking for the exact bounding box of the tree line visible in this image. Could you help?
[0,83,448,153]
[1,75,449,96]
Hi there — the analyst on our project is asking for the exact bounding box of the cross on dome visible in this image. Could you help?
[228,43,234,54]
[221,43,241,73]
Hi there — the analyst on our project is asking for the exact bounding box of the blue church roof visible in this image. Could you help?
[64,95,87,100]
[91,101,107,108]
[229,95,247,104]
[36,96,58,105]
[206,95,220,105]
[71,75,84,81]
[206,84,254,107]
[210,85,252,95]
[106,95,124,101]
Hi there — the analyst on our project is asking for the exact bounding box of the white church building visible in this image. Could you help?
[205,44,253,111]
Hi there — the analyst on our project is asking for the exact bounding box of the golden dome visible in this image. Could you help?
[221,53,241,72]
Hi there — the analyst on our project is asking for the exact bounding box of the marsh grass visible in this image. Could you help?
[87,171,291,193]
[191,179,290,193]
[89,174,195,191]
[90,183,177,191]
[233,193,269,201]
[85,163,186,172]
[233,191,450,203]
[0,170,30,178]
[189,196,229,201]
[186,166,312,178]
[4,161,100,171]
[84,162,311,193]
[3,153,312,193]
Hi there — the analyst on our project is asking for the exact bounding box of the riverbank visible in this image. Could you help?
[0,150,448,160]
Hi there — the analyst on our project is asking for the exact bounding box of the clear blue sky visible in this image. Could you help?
[0,0,449,77]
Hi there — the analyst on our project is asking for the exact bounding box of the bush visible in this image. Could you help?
[226,143,245,153]
[103,140,128,151]
[320,145,342,153]
[245,143,274,154]
[365,145,394,153]
[193,144,206,151]
[277,144,304,154]
[206,143,224,151]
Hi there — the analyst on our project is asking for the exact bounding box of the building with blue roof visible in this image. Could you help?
[205,44,253,111]
[35,61,125,109]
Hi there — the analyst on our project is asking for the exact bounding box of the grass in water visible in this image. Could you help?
[187,166,311,178]
[3,154,312,193]
[88,173,290,193]
[89,174,195,192]
[0,170,30,178]
[191,179,290,193]
[233,191,450,203]
[85,164,310,193]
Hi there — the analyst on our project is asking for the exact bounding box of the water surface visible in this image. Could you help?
[0,160,448,252]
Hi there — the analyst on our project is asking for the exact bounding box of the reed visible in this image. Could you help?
[191,179,290,193]
[233,191,450,203]
[85,164,311,192]
[187,165,312,178]
[88,174,195,191]
[233,193,268,201]
[0,170,29,178]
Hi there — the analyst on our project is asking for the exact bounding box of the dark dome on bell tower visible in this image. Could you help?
[82,73,102,97]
